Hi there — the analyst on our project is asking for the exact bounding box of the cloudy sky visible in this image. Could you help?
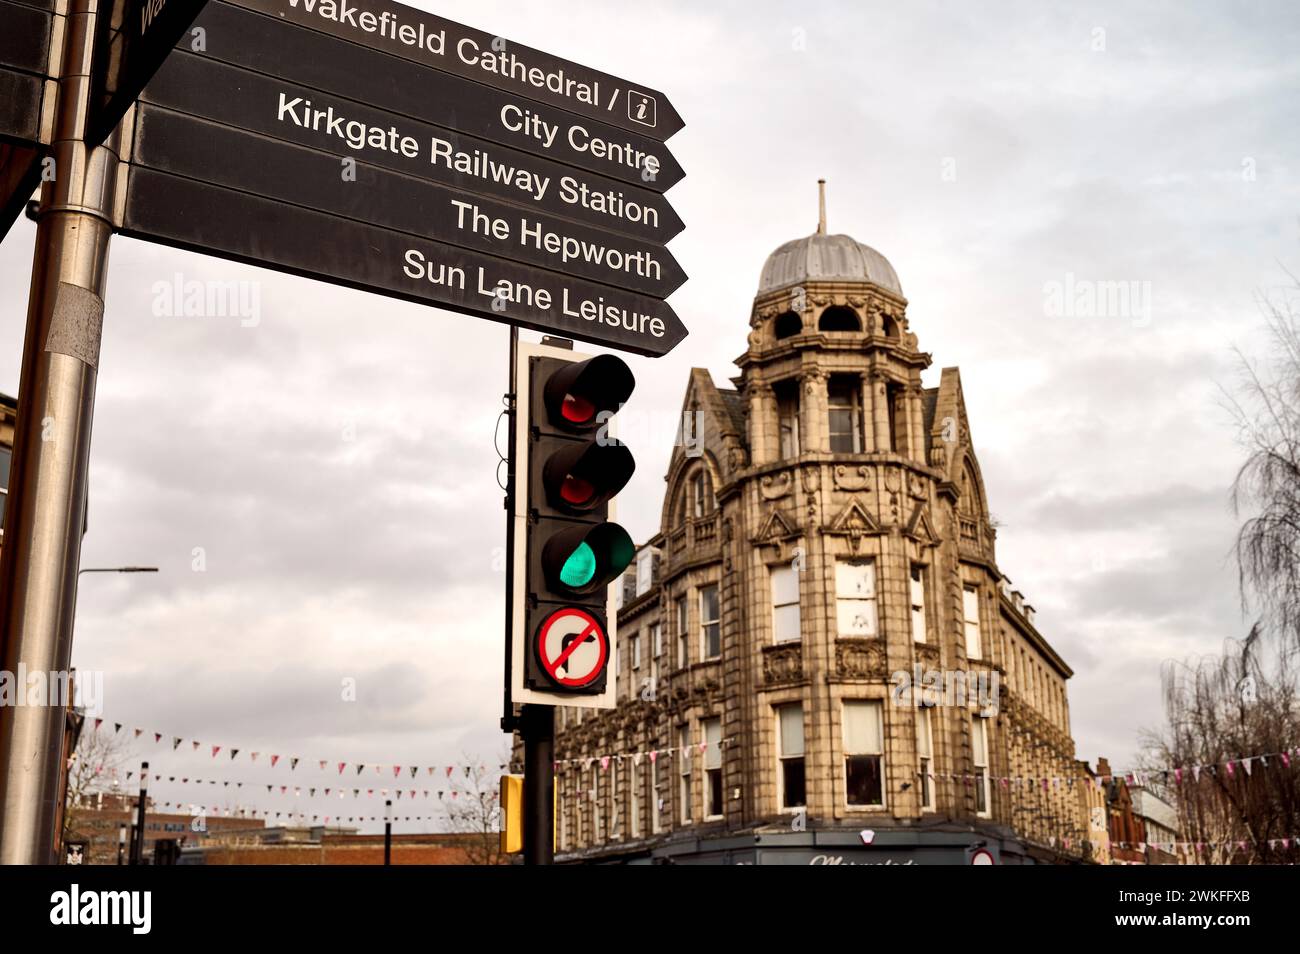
[1,0,1297,831]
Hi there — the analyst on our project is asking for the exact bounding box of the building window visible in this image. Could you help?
[592,768,602,842]
[700,584,721,659]
[651,759,662,834]
[704,717,723,819]
[770,565,801,643]
[631,630,641,670]
[972,716,990,816]
[963,586,982,659]
[629,760,641,839]
[828,376,863,453]
[610,756,620,839]
[886,381,904,453]
[819,304,861,332]
[559,784,569,850]
[676,597,688,669]
[835,560,878,637]
[679,727,693,824]
[776,380,800,458]
[650,622,661,685]
[916,707,935,811]
[777,703,806,809]
[910,564,927,644]
[690,470,712,518]
[843,700,885,808]
[774,310,802,339]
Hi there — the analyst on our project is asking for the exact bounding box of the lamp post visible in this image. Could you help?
[384,800,393,866]
[78,567,159,576]
[129,762,148,865]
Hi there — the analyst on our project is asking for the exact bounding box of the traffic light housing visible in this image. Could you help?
[510,342,636,708]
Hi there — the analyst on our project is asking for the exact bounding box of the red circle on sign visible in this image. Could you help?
[536,608,608,688]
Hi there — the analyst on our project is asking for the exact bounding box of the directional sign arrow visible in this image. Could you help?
[87,0,210,146]
[138,52,684,244]
[180,2,683,192]
[131,105,687,298]
[230,0,685,141]
[121,167,689,356]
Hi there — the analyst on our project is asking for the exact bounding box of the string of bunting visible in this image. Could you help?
[86,716,506,779]
[97,768,484,802]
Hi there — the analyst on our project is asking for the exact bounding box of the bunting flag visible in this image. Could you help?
[231,749,239,760]
[271,755,280,768]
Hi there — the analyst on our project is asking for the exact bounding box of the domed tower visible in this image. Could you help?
[550,183,1085,865]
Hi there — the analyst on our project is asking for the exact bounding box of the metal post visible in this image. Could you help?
[116,821,125,865]
[500,325,519,733]
[521,703,554,865]
[383,799,392,866]
[129,762,147,865]
[0,0,123,864]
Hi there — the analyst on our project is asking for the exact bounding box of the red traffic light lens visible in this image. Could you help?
[560,473,595,505]
[561,393,596,424]
[543,356,635,433]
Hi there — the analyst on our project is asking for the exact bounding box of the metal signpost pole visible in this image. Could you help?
[0,0,122,866]
[521,703,554,866]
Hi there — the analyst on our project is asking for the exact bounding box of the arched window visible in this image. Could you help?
[818,305,860,332]
[958,460,982,517]
[774,311,802,340]
[880,314,899,338]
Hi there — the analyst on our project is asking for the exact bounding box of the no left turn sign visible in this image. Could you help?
[535,607,609,689]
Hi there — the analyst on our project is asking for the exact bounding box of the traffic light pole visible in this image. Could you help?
[501,326,518,736]
[521,703,554,865]
[0,0,121,865]
[502,326,556,865]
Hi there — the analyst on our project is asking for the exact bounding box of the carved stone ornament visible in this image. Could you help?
[760,470,793,500]
[763,644,804,686]
[826,497,882,552]
[800,466,820,494]
[753,506,798,544]
[835,638,887,679]
[833,464,873,492]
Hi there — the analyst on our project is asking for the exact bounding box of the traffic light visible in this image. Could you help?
[510,341,636,708]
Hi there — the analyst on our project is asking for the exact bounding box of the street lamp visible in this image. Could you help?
[78,567,159,576]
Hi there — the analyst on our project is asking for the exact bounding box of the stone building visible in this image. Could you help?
[550,186,1091,865]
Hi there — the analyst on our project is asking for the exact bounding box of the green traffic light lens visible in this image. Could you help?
[559,542,597,588]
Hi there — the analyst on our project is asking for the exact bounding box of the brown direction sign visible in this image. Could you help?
[229,0,684,142]
[176,1,682,192]
[87,0,211,146]
[137,51,683,245]
[120,167,688,356]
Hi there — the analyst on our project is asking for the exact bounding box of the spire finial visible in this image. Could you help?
[817,179,827,235]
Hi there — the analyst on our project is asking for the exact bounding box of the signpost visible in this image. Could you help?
[228,0,685,141]
[86,0,211,146]
[0,0,684,865]
[0,0,57,241]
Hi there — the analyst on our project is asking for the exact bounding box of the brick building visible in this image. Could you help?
[548,186,1092,864]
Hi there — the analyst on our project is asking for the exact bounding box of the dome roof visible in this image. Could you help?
[758,232,903,298]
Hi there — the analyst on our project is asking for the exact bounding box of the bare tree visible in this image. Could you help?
[1143,632,1300,865]
[1228,276,1300,648]
[62,725,133,863]
[443,748,511,866]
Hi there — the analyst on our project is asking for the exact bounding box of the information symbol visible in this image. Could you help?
[627,90,657,129]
